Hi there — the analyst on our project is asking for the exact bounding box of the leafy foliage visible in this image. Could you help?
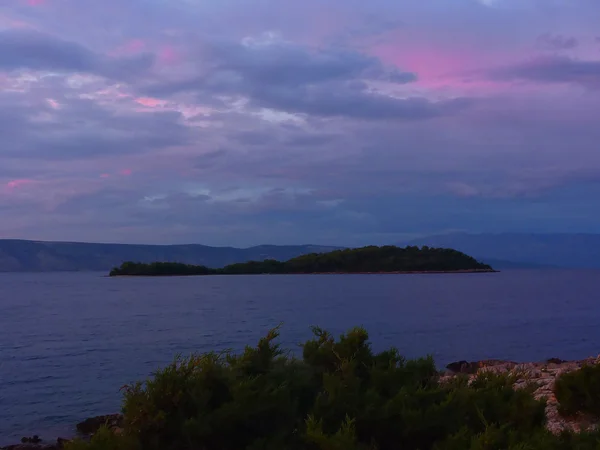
[109,261,212,276]
[110,245,493,276]
[66,426,139,450]
[554,363,600,417]
[63,326,600,450]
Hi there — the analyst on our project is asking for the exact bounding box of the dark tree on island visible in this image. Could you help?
[109,245,494,276]
[109,261,213,276]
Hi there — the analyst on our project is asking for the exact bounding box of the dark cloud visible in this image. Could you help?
[33,112,190,160]
[0,88,192,161]
[209,38,396,86]
[148,39,402,95]
[536,33,578,50]
[231,130,275,146]
[230,126,336,149]
[384,68,418,83]
[0,29,94,71]
[143,37,445,120]
[194,149,230,170]
[0,29,154,79]
[52,187,141,214]
[489,56,600,87]
[284,133,336,147]
[249,82,471,119]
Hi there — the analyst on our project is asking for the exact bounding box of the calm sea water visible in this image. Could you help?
[1,270,600,444]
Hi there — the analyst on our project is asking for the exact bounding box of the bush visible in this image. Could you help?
[67,327,600,450]
[67,427,138,450]
[555,364,600,417]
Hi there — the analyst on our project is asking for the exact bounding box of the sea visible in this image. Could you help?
[1,270,600,445]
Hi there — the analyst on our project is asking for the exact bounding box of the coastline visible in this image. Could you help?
[110,268,499,277]
[4,354,598,449]
[442,356,600,435]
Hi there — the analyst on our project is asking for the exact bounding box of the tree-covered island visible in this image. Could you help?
[109,245,494,276]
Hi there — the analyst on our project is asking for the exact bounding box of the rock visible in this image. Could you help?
[5,438,70,450]
[446,360,468,373]
[529,369,542,379]
[1,436,61,450]
[76,413,123,435]
[442,356,600,435]
[446,360,479,374]
[446,359,517,374]
[1,444,58,450]
[481,359,517,370]
[3,414,122,450]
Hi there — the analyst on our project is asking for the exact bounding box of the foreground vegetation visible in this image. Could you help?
[555,363,600,417]
[109,245,494,276]
[68,327,600,450]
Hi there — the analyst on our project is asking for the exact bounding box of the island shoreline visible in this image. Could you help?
[110,268,499,277]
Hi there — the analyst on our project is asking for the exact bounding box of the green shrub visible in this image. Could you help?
[555,364,600,417]
[67,327,600,450]
[66,427,139,450]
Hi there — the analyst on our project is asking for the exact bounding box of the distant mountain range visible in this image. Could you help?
[0,240,340,272]
[1,233,599,272]
[405,233,600,269]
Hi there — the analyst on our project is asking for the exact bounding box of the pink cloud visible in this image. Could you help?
[93,86,132,101]
[372,43,476,88]
[6,179,34,190]
[100,173,111,179]
[120,169,133,176]
[371,42,523,95]
[111,39,146,56]
[46,98,60,109]
[135,97,166,108]
[0,14,36,29]
[26,0,45,6]
[158,46,181,65]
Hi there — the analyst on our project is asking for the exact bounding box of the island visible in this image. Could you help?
[109,245,495,276]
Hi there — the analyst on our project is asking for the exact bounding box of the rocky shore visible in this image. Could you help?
[0,415,123,450]
[443,356,600,434]
[3,357,600,449]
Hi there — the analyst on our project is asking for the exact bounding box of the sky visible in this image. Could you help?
[1,0,600,247]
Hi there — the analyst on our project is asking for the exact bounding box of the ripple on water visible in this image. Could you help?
[2,270,600,445]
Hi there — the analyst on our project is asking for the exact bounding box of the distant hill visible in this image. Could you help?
[4,233,598,272]
[405,233,600,269]
[0,240,340,272]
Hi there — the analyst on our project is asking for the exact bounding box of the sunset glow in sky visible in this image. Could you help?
[1,0,599,246]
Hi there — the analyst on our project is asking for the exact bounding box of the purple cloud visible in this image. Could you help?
[1,0,600,245]
[144,36,438,120]
[0,29,154,79]
[487,55,600,87]
[536,33,578,51]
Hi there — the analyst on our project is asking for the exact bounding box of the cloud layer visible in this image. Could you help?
[1,0,599,245]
